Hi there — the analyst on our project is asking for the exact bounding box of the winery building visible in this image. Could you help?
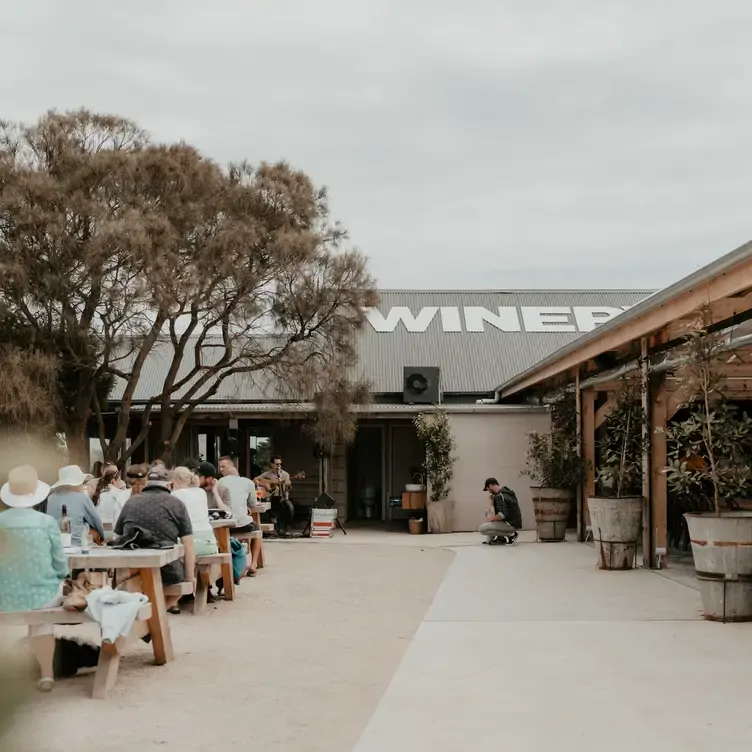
[103,290,650,531]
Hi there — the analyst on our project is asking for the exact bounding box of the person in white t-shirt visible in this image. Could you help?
[170,466,219,557]
[218,455,261,574]
[91,466,128,540]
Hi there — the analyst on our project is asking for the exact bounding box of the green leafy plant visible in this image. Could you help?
[595,374,648,498]
[665,306,752,515]
[522,392,581,490]
[414,411,456,503]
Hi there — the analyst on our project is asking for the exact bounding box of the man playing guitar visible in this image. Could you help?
[254,456,304,538]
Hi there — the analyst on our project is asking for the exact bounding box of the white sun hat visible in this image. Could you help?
[0,465,51,509]
[51,465,93,489]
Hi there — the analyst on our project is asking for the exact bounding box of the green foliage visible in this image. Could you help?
[666,400,752,511]
[665,306,752,515]
[414,411,456,503]
[523,391,581,490]
[595,375,647,498]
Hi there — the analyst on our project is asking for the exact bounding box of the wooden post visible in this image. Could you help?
[575,370,583,541]
[650,377,668,569]
[641,338,652,568]
[582,388,596,539]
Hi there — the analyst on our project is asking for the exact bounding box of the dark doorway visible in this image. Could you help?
[347,426,384,521]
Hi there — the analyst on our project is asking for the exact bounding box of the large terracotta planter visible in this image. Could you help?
[685,511,752,622]
[427,500,454,534]
[587,496,642,570]
[531,487,574,542]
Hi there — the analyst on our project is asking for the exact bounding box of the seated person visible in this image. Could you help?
[479,478,521,545]
[91,465,128,538]
[197,461,232,511]
[254,455,295,537]
[0,466,68,692]
[114,465,195,614]
[46,465,105,546]
[170,466,219,557]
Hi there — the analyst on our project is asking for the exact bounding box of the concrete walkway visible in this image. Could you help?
[354,534,752,751]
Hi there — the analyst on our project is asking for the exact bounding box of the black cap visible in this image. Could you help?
[483,477,499,491]
[197,461,218,479]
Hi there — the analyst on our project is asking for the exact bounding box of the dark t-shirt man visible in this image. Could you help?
[115,484,193,585]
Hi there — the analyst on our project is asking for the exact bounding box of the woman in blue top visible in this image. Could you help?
[45,465,105,546]
[0,465,69,691]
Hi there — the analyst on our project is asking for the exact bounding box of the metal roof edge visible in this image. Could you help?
[495,239,752,397]
[375,288,656,294]
[128,402,546,415]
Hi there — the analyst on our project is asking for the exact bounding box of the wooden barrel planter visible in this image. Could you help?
[531,488,574,542]
[685,512,752,622]
[587,497,642,570]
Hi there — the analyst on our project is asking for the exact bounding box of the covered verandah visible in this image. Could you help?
[496,240,752,569]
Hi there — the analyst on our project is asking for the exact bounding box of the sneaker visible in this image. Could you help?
[507,532,519,544]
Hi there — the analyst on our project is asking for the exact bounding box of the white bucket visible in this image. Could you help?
[311,508,338,538]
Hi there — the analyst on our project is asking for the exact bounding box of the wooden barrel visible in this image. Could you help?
[587,497,642,570]
[685,511,752,622]
[531,488,574,542]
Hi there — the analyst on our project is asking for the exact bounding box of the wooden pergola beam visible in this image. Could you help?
[502,252,752,399]
[594,395,615,429]
[581,389,596,540]
[650,380,668,569]
[662,290,752,341]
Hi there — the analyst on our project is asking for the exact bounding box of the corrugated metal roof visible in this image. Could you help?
[353,290,651,393]
[129,402,547,415]
[109,289,652,403]
[497,239,752,398]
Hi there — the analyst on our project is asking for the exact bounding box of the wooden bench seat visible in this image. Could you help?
[193,553,231,615]
[232,529,265,569]
[0,603,152,699]
[162,581,195,597]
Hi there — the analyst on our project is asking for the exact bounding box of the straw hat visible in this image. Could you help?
[51,465,93,489]
[0,465,51,509]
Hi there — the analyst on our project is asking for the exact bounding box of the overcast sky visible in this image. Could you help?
[2,1,751,291]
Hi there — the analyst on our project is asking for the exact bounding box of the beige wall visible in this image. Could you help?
[448,410,550,532]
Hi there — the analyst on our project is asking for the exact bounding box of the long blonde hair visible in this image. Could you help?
[170,466,194,489]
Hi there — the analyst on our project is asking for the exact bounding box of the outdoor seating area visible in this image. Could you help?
[0,457,279,699]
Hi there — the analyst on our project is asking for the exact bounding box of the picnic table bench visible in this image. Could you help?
[67,546,184,667]
[0,602,153,699]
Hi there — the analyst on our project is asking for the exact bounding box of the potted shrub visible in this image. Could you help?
[414,410,456,534]
[665,307,752,621]
[590,374,647,570]
[522,393,581,541]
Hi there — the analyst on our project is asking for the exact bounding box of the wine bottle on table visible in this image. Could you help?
[59,505,70,534]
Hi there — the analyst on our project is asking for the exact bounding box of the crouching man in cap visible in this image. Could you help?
[479,478,521,545]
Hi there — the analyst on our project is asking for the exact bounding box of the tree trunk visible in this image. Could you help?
[64,418,90,469]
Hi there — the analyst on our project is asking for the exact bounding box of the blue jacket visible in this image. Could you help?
[46,489,105,545]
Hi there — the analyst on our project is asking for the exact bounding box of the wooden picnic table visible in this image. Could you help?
[250,502,271,528]
[66,546,184,666]
[211,518,237,601]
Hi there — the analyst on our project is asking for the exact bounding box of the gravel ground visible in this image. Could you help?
[5,540,453,752]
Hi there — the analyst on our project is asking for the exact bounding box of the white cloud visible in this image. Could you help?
[1,0,751,290]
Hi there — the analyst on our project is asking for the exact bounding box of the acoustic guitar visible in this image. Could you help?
[255,470,306,498]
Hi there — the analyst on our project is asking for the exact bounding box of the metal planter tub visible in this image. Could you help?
[587,496,642,570]
[685,512,752,622]
[531,487,574,542]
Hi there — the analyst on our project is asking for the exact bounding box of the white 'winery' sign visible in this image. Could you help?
[364,306,632,334]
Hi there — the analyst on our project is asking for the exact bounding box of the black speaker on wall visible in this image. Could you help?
[403,366,440,404]
[224,428,241,457]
